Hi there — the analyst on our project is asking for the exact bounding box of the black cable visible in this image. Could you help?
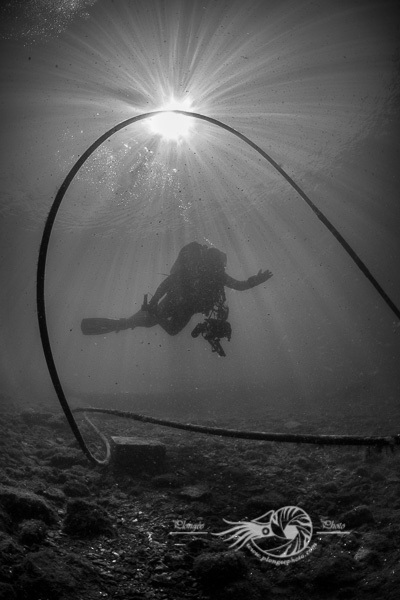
[74,407,399,448]
[173,111,400,320]
[36,110,400,467]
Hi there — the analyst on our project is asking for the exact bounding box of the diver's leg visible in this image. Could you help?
[126,304,195,335]
[156,310,193,336]
[124,296,190,333]
[126,308,158,330]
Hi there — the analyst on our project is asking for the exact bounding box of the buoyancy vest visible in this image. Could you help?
[170,243,227,313]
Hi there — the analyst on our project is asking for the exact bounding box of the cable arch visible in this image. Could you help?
[36,110,400,465]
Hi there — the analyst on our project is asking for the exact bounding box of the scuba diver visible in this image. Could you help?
[81,241,273,357]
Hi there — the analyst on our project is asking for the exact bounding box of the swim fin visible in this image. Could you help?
[80,317,131,335]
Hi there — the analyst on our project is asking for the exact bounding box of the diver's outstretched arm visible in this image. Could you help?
[247,269,273,287]
[224,269,273,291]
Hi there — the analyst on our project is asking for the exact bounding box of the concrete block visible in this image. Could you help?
[110,436,166,473]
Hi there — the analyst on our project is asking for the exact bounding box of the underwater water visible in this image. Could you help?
[2,2,400,600]
[0,0,399,425]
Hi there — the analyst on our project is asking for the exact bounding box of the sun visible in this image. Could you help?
[149,98,194,141]
[149,112,192,140]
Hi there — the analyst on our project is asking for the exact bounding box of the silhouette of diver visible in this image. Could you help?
[124,242,273,356]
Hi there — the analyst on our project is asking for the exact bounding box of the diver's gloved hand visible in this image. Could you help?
[247,269,273,287]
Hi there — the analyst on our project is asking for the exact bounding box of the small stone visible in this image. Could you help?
[18,519,47,546]
[20,411,53,425]
[354,546,381,566]
[47,414,70,430]
[12,548,97,596]
[312,555,360,587]
[354,467,369,477]
[48,451,86,469]
[111,437,166,473]
[0,582,16,600]
[63,499,113,538]
[193,550,248,588]
[341,505,374,528]
[296,457,315,471]
[0,507,11,533]
[39,487,66,505]
[244,492,287,515]
[178,485,211,501]
[0,485,57,524]
[62,481,91,498]
[284,420,302,430]
[371,472,385,482]
[151,573,173,586]
[151,473,183,488]
[321,482,338,493]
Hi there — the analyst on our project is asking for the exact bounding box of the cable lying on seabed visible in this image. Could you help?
[80,411,111,466]
[74,407,400,464]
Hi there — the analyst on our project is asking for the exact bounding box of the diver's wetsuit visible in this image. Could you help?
[147,269,270,336]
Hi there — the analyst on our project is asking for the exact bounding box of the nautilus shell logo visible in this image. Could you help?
[214,506,314,561]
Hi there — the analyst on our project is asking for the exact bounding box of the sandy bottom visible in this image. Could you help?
[1,405,400,599]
